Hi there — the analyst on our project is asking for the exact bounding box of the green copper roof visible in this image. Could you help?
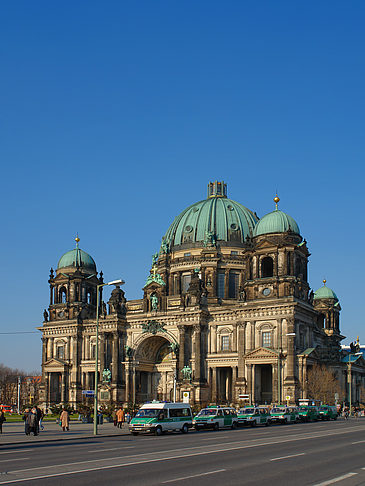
[314,284,338,301]
[253,209,300,237]
[57,247,96,272]
[162,183,258,249]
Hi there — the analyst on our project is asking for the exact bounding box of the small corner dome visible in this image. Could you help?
[314,281,338,301]
[57,238,96,273]
[253,209,300,237]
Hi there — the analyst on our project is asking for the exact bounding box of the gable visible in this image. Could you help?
[244,346,279,360]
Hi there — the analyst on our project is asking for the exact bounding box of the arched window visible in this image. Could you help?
[261,257,273,278]
[59,287,67,304]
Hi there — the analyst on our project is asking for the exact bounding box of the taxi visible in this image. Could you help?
[237,407,271,427]
[298,406,320,422]
[193,406,238,431]
[318,405,338,421]
[270,406,298,424]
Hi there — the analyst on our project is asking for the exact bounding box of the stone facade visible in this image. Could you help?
[38,183,365,408]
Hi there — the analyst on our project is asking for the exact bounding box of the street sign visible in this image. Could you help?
[182,391,190,403]
[285,396,291,400]
[82,390,95,396]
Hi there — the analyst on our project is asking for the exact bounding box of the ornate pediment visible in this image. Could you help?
[244,347,279,360]
[44,358,68,368]
[255,239,276,250]
[297,347,321,360]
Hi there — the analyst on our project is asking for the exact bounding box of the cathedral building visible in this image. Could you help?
[39,181,360,408]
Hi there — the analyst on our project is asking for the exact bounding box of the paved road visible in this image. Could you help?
[0,420,365,485]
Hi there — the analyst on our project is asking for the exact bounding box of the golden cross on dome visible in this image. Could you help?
[152,264,158,278]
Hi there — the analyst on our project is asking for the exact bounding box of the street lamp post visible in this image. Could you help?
[94,279,124,436]
[347,352,362,417]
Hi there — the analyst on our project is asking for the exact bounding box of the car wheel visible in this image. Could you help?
[131,432,139,436]
[250,421,256,427]
[334,416,337,421]
[155,426,163,436]
[213,423,219,431]
[195,425,200,431]
[181,424,189,434]
[231,421,238,430]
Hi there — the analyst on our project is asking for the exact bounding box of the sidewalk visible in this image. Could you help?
[0,421,130,447]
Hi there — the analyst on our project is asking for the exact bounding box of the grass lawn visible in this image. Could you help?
[4,413,81,423]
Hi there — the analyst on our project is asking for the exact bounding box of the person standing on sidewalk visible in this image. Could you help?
[112,408,118,427]
[0,408,6,434]
[60,408,70,431]
[116,407,125,428]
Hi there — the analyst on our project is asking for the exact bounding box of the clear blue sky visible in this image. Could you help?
[1,1,364,371]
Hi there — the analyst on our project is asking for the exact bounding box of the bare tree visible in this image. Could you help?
[306,364,343,405]
[0,364,41,407]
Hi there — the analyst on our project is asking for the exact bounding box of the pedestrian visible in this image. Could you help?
[25,408,38,436]
[0,408,6,434]
[60,408,70,431]
[112,408,118,427]
[125,411,131,424]
[116,407,125,428]
[22,409,30,435]
[36,406,43,433]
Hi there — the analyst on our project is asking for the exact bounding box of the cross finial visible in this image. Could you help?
[75,234,80,248]
[152,264,158,278]
[273,193,280,210]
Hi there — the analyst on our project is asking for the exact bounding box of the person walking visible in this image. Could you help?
[112,408,118,427]
[25,408,38,436]
[0,408,6,434]
[36,407,43,433]
[116,407,125,428]
[60,408,70,431]
[22,409,30,435]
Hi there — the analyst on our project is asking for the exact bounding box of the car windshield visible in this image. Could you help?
[197,409,217,416]
[239,408,254,414]
[135,409,160,418]
[272,408,286,413]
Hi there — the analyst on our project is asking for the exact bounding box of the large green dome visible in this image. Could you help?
[57,239,96,273]
[253,209,300,237]
[162,182,258,249]
[314,281,338,301]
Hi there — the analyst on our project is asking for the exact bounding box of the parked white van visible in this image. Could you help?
[129,402,193,436]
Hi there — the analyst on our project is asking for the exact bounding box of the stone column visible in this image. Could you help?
[224,269,229,298]
[48,338,54,359]
[232,366,237,388]
[99,333,105,374]
[177,272,181,294]
[237,322,246,380]
[61,372,67,403]
[178,325,185,379]
[272,363,278,403]
[194,325,201,382]
[211,367,217,402]
[285,318,296,383]
[212,325,217,353]
[42,338,47,366]
[232,323,237,352]
[246,364,253,404]
[112,332,119,384]
[125,363,130,403]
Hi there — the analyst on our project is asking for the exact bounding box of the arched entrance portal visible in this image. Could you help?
[134,336,177,403]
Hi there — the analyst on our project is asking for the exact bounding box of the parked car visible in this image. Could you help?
[319,405,338,420]
[129,402,192,436]
[237,407,271,427]
[193,406,238,431]
[298,406,320,422]
[270,406,298,424]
